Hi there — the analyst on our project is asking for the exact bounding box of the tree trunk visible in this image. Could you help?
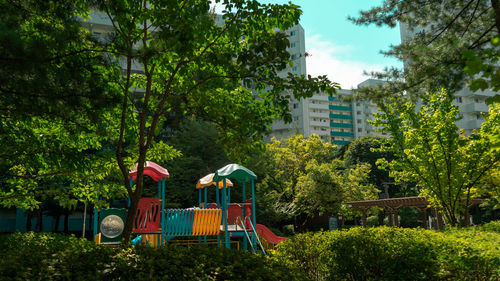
[121,193,139,245]
[64,211,69,234]
[54,215,60,232]
[35,208,42,232]
[121,154,147,245]
[492,0,500,35]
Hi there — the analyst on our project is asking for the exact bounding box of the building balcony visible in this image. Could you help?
[329,113,352,119]
[332,140,351,145]
[462,103,489,113]
[463,119,484,130]
[310,111,329,118]
[330,131,354,137]
[309,103,329,110]
[310,121,330,127]
[310,130,330,136]
[329,105,353,111]
[310,94,329,101]
[460,89,496,98]
[330,122,353,128]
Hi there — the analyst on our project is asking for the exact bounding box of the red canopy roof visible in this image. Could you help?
[129,161,169,182]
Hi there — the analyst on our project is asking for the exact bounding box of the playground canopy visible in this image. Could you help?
[213,164,257,183]
[196,173,233,189]
[129,161,170,182]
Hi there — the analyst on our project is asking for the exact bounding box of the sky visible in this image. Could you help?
[211,0,403,89]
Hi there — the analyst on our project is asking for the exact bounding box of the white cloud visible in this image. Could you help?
[305,34,386,89]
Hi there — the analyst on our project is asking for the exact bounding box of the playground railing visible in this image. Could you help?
[235,216,266,255]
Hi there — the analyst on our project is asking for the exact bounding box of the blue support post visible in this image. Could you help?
[204,187,207,244]
[161,178,166,247]
[223,180,230,248]
[227,186,231,206]
[216,183,220,248]
[93,196,99,240]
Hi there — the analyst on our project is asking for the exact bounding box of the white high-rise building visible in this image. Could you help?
[400,23,496,135]
[267,24,308,140]
[299,80,385,145]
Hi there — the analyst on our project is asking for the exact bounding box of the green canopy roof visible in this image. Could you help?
[213,164,257,183]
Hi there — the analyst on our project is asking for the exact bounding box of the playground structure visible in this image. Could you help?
[93,161,286,252]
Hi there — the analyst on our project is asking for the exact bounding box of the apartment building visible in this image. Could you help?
[301,80,384,145]
[400,23,496,136]
[267,24,308,140]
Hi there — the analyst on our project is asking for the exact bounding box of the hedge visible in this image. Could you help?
[273,224,500,281]
[0,233,304,281]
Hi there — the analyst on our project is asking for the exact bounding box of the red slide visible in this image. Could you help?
[255,224,287,244]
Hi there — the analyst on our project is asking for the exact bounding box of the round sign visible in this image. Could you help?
[100,215,125,238]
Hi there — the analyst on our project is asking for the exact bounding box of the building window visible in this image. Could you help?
[290,31,296,36]
[293,103,298,109]
[292,66,297,72]
[358,128,362,132]
[458,97,463,103]
[356,102,361,106]
[291,54,297,60]
[290,42,296,48]
[357,111,361,115]
[357,120,361,124]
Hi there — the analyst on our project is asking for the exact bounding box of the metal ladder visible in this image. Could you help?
[235,216,266,255]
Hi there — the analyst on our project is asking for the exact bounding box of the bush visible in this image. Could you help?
[273,226,500,281]
[0,232,304,280]
[0,232,114,280]
[478,220,500,233]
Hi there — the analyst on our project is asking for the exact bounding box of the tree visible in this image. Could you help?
[372,89,500,226]
[0,0,123,210]
[90,0,338,244]
[350,0,500,102]
[344,136,395,187]
[249,134,377,231]
[161,119,231,207]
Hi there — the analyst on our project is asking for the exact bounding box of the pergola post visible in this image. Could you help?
[361,209,367,228]
[386,207,394,227]
[393,207,399,227]
[417,207,428,229]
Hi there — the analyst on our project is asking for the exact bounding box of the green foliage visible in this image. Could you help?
[372,89,500,226]
[343,136,395,187]
[161,119,231,207]
[273,226,500,281]
[248,134,378,230]
[350,0,499,102]
[89,0,338,243]
[2,0,339,245]
[0,232,304,280]
[478,219,500,232]
[0,0,123,210]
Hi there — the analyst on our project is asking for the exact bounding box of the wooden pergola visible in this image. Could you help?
[346,196,483,229]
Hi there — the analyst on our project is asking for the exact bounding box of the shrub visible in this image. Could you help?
[0,232,113,280]
[273,226,500,281]
[478,220,500,233]
[0,232,304,281]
